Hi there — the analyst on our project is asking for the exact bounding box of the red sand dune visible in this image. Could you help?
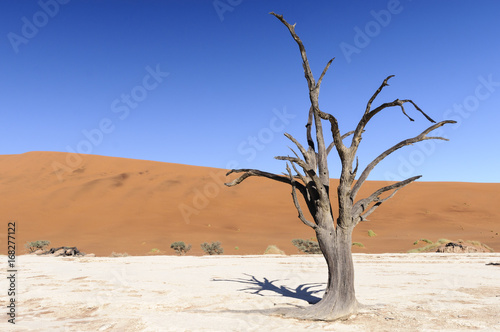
[1,151,499,256]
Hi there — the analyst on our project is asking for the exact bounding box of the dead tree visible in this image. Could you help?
[225,13,456,321]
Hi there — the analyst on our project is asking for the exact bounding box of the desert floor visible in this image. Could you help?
[2,253,499,331]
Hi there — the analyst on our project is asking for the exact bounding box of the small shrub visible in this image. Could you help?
[201,242,224,255]
[235,246,239,250]
[110,252,129,257]
[264,245,285,255]
[413,239,433,245]
[25,240,50,253]
[367,230,377,237]
[170,241,192,255]
[292,239,321,254]
[149,248,161,254]
[352,242,365,248]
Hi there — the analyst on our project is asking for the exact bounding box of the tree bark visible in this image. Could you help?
[314,224,357,319]
[278,219,357,321]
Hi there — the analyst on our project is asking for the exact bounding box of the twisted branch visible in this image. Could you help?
[351,76,437,151]
[350,120,456,201]
[225,169,294,187]
[352,175,422,223]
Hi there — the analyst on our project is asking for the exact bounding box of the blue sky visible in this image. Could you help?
[1,0,499,182]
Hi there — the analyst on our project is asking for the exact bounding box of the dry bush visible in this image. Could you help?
[170,241,192,255]
[264,245,285,255]
[201,242,224,255]
[25,240,50,253]
[292,239,321,254]
[110,252,129,257]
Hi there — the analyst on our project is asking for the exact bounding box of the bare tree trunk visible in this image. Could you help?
[281,220,357,320]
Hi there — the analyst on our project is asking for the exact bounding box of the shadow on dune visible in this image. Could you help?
[212,273,324,304]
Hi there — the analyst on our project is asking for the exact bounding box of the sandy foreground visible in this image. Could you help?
[1,254,499,331]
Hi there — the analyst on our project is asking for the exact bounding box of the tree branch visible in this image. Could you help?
[284,133,310,164]
[306,106,315,151]
[351,76,437,151]
[358,189,399,222]
[286,164,317,229]
[270,12,316,90]
[350,120,456,201]
[225,169,295,187]
[352,99,436,151]
[275,155,311,173]
[317,57,335,90]
[290,160,308,185]
[364,75,394,116]
[317,109,346,157]
[350,157,359,182]
[326,130,355,155]
[269,12,333,187]
[399,99,435,123]
[352,175,421,220]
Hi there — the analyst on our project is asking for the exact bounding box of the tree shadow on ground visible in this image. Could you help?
[212,273,324,304]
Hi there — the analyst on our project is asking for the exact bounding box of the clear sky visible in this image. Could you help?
[1,0,499,182]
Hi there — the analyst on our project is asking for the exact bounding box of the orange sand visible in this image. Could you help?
[1,151,498,256]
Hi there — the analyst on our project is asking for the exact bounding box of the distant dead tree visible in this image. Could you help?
[225,12,456,321]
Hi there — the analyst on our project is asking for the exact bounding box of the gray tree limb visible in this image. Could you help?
[270,12,316,90]
[225,169,294,187]
[350,120,456,201]
[286,164,317,229]
[351,76,437,151]
[352,175,421,221]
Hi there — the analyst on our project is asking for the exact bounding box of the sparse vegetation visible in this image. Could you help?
[482,243,494,252]
[413,238,433,245]
[110,252,129,257]
[170,241,192,255]
[201,242,224,255]
[149,248,161,254]
[408,244,439,253]
[465,240,494,252]
[264,245,285,255]
[367,230,377,237]
[408,239,450,253]
[25,240,50,253]
[408,238,494,253]
[352,242,365,248]
[292,239,321,254]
